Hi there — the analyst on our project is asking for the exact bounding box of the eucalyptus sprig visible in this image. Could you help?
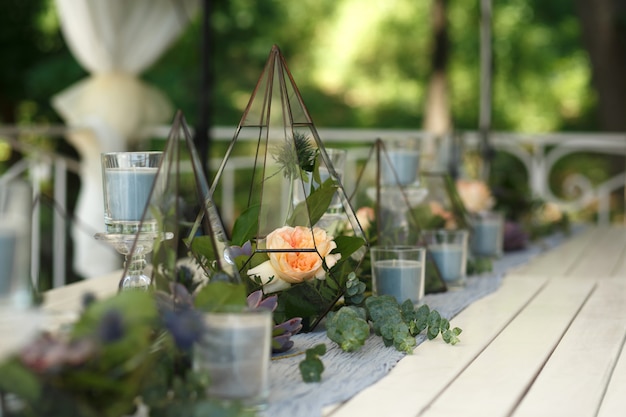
[326,295,462,354]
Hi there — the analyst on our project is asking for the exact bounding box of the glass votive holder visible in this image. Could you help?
[380,137,421,186]
[194,308,273,411]
[422,229,469,288]
[370,246,426,304]
[0,180,32,309]
[101,151,164,234]
[470,211,504,258]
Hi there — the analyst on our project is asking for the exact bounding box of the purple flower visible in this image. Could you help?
[98,310,125,343]
[503,221,529,252]
[163,309,205,352]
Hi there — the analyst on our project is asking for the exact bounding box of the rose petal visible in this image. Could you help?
[247,261,292,293]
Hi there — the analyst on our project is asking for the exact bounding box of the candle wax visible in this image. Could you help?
[429,244,465,285]
[381,150,419,186]
[373,259,423,304]
[0,228,16,295]
[104,168,158,222]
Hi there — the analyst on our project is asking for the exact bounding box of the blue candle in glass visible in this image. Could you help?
[373,259,423,304]
[0,228,16,295]
[104,168,158,223]
[471,214,503,257]
[429,244,464,285]
[381,150,420,186]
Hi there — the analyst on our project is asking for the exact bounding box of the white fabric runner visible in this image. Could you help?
[267,232,570,417]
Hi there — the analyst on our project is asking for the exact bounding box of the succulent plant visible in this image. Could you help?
[247,290,303,353]
[503,220,529,252]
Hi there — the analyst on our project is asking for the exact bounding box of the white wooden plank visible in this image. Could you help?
[614,254,626,277]
[512,228,597,276]
[597,331,626,417]
[420,278,595,417]
[326,276,549,417]
[513,280,626,417]
[567,226,626,278]
[41,270,121,331]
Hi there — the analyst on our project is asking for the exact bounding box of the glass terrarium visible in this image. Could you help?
[349,139,448,294]
[210,45,367,331]
[96,111,240,292]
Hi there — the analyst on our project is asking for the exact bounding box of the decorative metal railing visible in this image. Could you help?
[1,125,624,288]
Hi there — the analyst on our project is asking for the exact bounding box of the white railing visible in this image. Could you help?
[1,125,625,288]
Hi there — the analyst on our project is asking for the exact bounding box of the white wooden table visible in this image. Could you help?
[325,225,626,417]
[33,225,626,416]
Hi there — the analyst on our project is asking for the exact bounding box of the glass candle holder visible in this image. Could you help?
[98,151,165,290]
[470,211,504,258]
[101,151,164,234]
[380,137,421,187]
[194,308,272,411]
[370,246,426,304]
[0,180,32,309]
[422,229,469,288]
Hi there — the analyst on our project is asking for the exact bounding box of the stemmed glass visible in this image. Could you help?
[94,151,167,290]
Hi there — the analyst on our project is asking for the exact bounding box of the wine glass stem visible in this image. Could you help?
[120,252,151,290]
[126,252,147,275]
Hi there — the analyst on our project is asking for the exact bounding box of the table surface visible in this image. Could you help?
[38,225,626,417]
[324,225,626,417]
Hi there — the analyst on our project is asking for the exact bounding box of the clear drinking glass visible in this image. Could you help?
[370,246,426,304]
[194,308,273,411]
[101,151,164,234]
[422,229,469,288]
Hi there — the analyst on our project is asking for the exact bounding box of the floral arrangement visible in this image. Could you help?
[200,133,369,332]
[0,279,257,417]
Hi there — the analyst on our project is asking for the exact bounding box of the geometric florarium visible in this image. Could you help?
[137,110,240,291]
[419,171,472,231]
[211,45,367,331]
[349,139,447,294]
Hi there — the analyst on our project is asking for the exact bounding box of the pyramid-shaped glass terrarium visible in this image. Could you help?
[110,110,240,292]
[211,45,367,331]
[349,139,447,294]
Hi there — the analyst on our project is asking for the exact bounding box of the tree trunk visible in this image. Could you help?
[575,0,626,131]
[423,0,450,167]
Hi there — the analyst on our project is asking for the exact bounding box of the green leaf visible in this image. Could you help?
[230,204,260,246]
[0,359,41,402]
[194,282,247,312]
[72,290,158,339]
[333,235,366,262]
[189,235,217,262]
[299,344,326,383]
[288,180,337,226]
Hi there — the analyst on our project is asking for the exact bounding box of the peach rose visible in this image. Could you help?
[247,226,341,293]
[455,179,495,213]
[429,201,457,229]
[355,207,375,233]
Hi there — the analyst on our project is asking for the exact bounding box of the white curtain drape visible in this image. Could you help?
[52,0,199,279]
